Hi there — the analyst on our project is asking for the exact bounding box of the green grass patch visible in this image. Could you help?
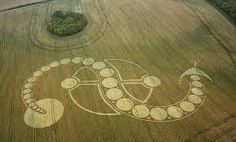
[47,11,87,36]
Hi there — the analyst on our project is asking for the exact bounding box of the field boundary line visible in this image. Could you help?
[0,0,54,13]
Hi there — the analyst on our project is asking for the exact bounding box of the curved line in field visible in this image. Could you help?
[0,0,53,13]
[29,0,108,51]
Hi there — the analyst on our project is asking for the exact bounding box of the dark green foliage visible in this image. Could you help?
[47,11,87,36]
[208,0,236,24]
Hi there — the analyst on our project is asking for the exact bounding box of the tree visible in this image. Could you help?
[47,11,87,36]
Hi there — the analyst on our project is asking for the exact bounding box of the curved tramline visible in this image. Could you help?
[30,0,108,50]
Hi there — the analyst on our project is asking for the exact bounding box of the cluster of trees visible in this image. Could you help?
[208,0,236,24]
[47,11,87,36]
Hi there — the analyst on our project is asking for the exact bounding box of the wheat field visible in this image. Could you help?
[0,0,235,141]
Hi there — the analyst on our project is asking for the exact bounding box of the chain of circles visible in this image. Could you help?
[21,57,89,114]
[96,66,206,122]
[22,57,206,122]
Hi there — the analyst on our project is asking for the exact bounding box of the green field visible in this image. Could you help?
[0,0,236,141]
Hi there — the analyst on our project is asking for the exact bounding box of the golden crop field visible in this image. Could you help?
[0,0,235,141]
